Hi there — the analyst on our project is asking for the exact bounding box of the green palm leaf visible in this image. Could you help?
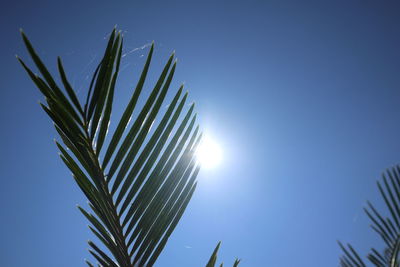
[205,242,241,267]
[19,28,204,266]
[339,166,400,267]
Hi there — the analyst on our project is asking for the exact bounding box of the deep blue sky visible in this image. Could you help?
[2,1,400,266]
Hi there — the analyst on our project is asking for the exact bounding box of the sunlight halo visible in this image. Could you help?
[195,135,222,169]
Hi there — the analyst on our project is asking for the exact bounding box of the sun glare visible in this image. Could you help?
[195,135,222,169]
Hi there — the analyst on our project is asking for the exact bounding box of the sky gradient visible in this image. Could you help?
[2,1,400,266]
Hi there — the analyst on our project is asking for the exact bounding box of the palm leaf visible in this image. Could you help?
[205,242,241,267]
[339,166,400,266]
[19,28,204,266]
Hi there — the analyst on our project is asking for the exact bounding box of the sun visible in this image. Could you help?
[195,135,222,169]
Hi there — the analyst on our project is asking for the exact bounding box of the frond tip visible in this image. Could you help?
[20,28,202,266]
[206,242,240,267]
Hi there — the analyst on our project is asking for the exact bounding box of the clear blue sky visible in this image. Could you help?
[1,1,400,266]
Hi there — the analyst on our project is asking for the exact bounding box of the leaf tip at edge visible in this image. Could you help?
[19,28,26,37]
[20,29,29,41]
[176,85,183,94]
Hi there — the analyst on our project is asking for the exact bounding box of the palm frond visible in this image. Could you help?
[206,242,240,267]
[19,28,202,266]
[338,242,366,267]
[339,166,400,266]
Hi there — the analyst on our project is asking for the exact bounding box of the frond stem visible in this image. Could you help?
[85,125,132,267]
